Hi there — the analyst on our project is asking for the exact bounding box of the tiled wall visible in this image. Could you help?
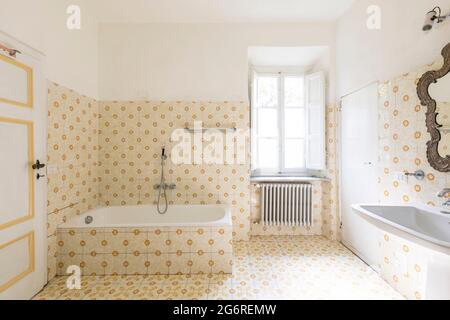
[377,230,428,300]
[97,101,251,241]
[46,82,100,280]
[249,105,341,240]
[57,226,233,276]
[322,104,340,240]
[378,58,450,206]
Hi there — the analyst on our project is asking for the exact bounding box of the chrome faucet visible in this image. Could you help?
[404,170,425,180]
[437,188,450,214]
[437,188,450,198]
[154,183,176,190]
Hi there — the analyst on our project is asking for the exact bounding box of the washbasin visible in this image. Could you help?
[352,204,450,249]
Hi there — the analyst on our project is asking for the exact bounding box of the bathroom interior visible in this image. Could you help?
[0,0,449,301]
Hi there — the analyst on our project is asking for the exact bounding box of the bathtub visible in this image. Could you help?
[59,204,232,228]
[56,205,233,276]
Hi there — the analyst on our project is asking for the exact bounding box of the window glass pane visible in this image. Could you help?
[285,108,305,138]
[285,77,304,107]
[258,138,278,169]
[257,108,278,137]
[285,139,304,169]
[256,76,278,107]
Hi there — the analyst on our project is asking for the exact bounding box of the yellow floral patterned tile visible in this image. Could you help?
[36,237,404,300]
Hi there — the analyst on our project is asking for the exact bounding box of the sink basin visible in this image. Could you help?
[352,204,450,249]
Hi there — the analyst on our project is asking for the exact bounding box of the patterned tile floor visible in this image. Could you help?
[34,236,403,300]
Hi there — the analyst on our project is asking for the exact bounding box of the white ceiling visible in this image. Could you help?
[248,46,329,67]
[92,0,356,23]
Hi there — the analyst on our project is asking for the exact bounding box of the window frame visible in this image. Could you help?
[251,69,312,176]
[251,71,280,175]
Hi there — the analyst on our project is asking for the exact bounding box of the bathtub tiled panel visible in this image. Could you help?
[98,101,251,241]
[47,82,100,280]
[378,58,450,206]
[57,227,233,276]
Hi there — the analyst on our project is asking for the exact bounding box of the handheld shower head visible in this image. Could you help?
[161,146,167,160]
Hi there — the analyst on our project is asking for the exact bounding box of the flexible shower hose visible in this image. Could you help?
[157,156,168,214]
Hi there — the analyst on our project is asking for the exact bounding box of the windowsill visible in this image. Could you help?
[250,175,331,183]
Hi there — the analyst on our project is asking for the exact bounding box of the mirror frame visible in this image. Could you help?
[417,42,450,172]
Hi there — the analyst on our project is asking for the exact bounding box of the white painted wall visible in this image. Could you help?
[0,0,99,98]
[336,0,450,96]
[98,23,336,102]
[91,0,356,23]
[1,3,337,102]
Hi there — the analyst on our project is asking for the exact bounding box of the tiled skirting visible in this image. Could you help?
[57,227,232,276]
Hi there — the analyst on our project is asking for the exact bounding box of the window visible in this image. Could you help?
[251,70,325,176]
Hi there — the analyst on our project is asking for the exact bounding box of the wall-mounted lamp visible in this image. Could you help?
[423,6,449,31]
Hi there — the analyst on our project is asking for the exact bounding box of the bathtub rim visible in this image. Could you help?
[57,204,232,229]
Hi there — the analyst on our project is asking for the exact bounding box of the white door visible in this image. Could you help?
[340,82,379,267]
[0,31,47,299]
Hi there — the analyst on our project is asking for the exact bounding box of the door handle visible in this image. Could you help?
[36,173,46,180]
[32,160,46,170]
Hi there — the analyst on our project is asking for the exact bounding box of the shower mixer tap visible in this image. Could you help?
[154,183,176,190]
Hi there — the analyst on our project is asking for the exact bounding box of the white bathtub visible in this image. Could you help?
[56,204,234,276]
[59,204,232,229]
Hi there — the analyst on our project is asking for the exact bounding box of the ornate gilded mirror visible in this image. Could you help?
[417,43,450,172]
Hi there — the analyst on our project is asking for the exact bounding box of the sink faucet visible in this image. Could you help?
[437,188,450,213]
[437,188,450,198]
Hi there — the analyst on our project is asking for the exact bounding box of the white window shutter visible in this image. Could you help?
[305,71,326,170]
